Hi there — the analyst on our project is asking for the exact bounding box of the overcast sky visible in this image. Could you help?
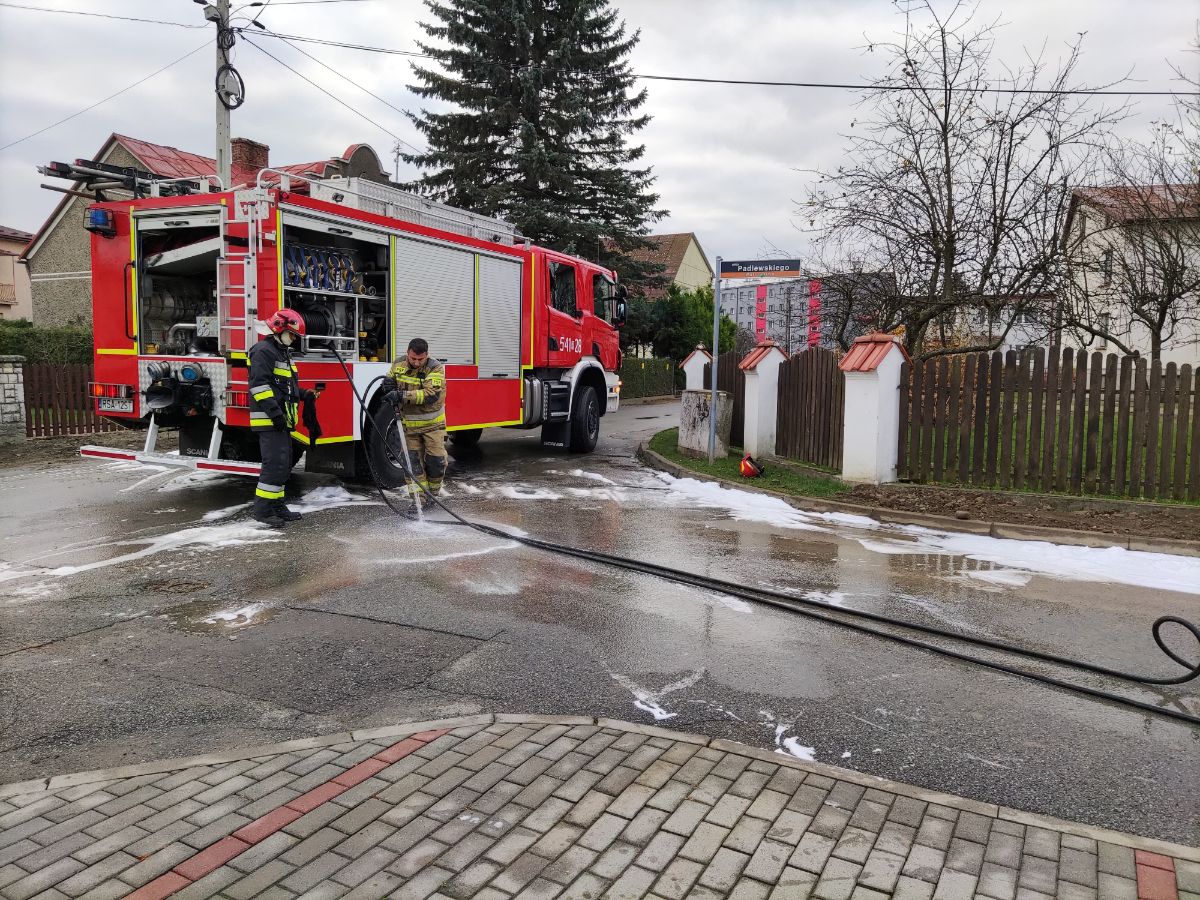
[0,0,1194,265]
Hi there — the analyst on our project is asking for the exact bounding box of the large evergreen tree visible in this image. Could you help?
[403,0,664,284]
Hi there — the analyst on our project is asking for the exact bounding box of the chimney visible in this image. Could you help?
[230,137,269,173]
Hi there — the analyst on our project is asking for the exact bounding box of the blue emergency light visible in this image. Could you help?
[84,207,116,238]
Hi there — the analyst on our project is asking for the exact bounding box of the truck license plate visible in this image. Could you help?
[98,397,134,413]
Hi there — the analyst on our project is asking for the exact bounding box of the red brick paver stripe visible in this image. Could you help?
[127,728,448,899]
[333,757,390,787]
[410,728,450,742]
[286,779,348,813]
[1132,864,1180,897]
[123,873,190,900]
[232,805,304,844]
[174,835,250,880]
[374,737,424,763]
[1137,851,1177,871]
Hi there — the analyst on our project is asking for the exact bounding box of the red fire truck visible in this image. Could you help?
[64,166,627,485]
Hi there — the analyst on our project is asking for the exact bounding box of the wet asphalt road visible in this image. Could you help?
[0,400,1197,844]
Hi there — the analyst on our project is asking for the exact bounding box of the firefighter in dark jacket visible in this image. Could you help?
[248,309,318,526]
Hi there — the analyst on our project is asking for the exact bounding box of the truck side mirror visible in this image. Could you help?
[614,285,628,327]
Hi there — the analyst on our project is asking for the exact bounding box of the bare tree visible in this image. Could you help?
[1061,128,1200,361]
[799,0,1125,359]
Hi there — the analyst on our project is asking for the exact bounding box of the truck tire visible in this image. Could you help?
[450,428,482,447]
[569,385,600,453]
[363,404,411,489]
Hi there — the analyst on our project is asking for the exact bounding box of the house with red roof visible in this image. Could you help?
[20,134,394,327]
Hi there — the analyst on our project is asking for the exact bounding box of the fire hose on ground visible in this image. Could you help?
[330,353,1200,728]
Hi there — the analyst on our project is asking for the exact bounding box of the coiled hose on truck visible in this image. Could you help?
[332,355,1200,727]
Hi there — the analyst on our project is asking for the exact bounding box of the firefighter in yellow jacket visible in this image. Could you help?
[384,337,448,502]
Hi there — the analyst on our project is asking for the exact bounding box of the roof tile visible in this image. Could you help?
[839,333,909,372]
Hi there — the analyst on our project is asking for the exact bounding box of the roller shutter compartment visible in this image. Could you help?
[476,256,523,378]
[393,237,475,365]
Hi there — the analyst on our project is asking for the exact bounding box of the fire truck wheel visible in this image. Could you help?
[450,428,482,447]
[364,403,410,489]
[569,386,600,453]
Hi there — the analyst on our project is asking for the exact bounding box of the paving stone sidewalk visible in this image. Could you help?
[0,715,1195,900]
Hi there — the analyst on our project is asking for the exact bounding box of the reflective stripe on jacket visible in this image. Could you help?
[389,356,446,433]
[248,336,301,430]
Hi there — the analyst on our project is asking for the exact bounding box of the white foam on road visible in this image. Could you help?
[372,541,520,566]
[654,472,1200,595]
[156,471,232,492]
[203,502,252,522]
[202,602,270,627]
[610,669,705,722]
[461,578,524,596]
[291,485,378,514]
[965,568,1033,588]
[496,484,564,501]
[570,469,617,485]
[47,523,284,578]
[871,529,1200,595]
[655,474,829,532]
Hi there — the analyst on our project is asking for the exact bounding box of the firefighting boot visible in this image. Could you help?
[274,500,303,522]
[251,497,286,527]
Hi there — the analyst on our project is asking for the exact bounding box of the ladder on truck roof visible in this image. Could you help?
[217,192,268,356]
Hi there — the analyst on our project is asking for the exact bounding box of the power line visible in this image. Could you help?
[255,26,424,153]
[0,40,212,153]
[251,29,428,58]
[0,2,202,28]
[242,34,403,142]
[4,4,1192,98]
[248,31,1195,98]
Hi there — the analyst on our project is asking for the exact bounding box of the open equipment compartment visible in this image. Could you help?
[135,210,222,357]
[280,211,390,362]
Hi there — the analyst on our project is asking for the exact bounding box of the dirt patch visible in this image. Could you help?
[845,482,1200,542]
[0,428,151,471]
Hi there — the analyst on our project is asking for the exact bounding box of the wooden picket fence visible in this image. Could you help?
[24,362,123,438]
[898,347,1200,501]
[776,347,844,469]
[703,350,746,446]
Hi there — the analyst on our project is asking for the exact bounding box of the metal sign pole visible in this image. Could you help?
[709,256,721,464]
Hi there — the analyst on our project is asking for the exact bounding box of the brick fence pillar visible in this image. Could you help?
[0,355,27,444]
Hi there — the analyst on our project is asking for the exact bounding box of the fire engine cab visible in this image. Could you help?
[63,165,627,485]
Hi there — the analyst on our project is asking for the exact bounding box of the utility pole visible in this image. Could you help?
[201,0,238,188]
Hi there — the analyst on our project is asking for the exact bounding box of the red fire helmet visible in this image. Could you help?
[739,454,764,478]
[266,308,306,337]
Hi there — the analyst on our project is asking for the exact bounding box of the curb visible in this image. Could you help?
[1,713,1195,861]
[636,443,1200,558]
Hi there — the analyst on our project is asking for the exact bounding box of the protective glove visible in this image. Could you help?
[383,390,402,408]
[272,413,289,432]
[381,376,398,394]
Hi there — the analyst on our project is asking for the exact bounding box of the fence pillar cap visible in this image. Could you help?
[0,355,27,363]
[680,345,712,368]
[839,332,910,373]
[739,340,787,371]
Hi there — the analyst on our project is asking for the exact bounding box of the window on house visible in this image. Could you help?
[1102,249,1113,283]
